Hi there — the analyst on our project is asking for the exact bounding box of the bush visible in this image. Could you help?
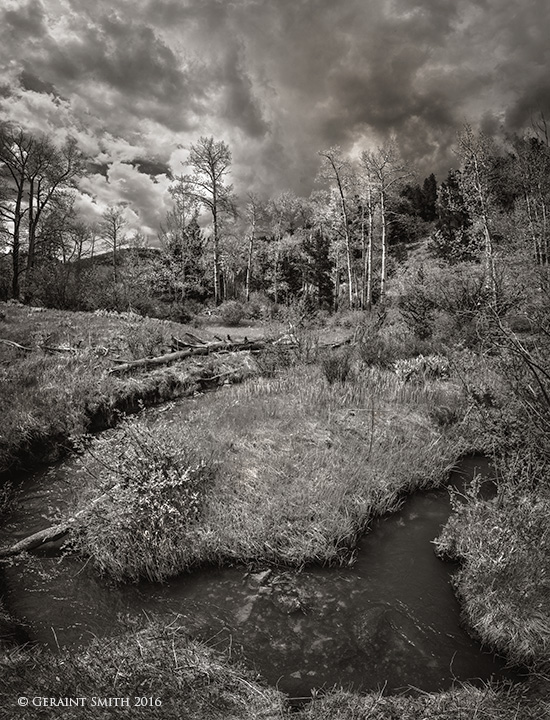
[119,317,169,359]
[394,354,450,383]
[219,300,245,326]
[246,292,276,321]
[73,420,216,581]
[435,476,550,666]
[320,347,355,384]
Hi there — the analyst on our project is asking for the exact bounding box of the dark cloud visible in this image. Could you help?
[2,0,46,37]
[87,162,109,178]
[1,0,548,227]
[19,69,57,95]
[131,158,170,177]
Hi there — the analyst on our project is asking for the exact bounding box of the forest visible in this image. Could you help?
[0,113,549,720]
[0,120,547,319]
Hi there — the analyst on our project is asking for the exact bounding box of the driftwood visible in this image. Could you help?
[109,339,267,375]
[0,490,114,559]
[0,523,71,558]
[109,331,353,376]
[0,338,80,354]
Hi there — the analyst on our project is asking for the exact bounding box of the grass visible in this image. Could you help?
[435,463,550,669]
[0,622,547,720]
[0,304,261,482]
[72,362,463,581]
[0,620,286,720]
[297,682,550,720]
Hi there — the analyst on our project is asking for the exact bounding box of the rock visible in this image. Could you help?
[352,605,388,647]
[248,569,272,586]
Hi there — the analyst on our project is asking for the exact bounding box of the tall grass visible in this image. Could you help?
[298,683,549,720]
[435,470,550,668]
[74,364,463,581]
[0,621,285,720]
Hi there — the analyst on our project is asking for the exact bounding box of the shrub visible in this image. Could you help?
[73,420,216,581]
[320,347,355,384]
[394,354,450,383]
[120,317,169,359]
[246,291,276,320]
[219,300,245,326]
[435,477,550,666]
[254,345,293,378]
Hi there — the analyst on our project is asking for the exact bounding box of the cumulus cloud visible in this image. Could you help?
[0,0,548,232]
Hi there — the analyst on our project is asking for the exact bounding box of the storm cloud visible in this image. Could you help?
[1,0,549,233]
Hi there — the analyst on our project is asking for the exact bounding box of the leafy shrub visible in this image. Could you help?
[321,347,354,384]
[120,317,168,359]
[254,345,293,377]
[73,420,216,581]
[435,478,550,665]
[219,300,245,326]
[246,292,276,320]
[394,354,450,382]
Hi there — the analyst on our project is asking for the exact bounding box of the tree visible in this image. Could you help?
[318,147,356,308]
[26,135,84,271]
[508,135,550,267]
[0,123,33,299]
[456,125,498,302]
[101,205,127,305]
[0,122,84,299]
[265,191,302,304]
[158,177,206,304]
[362,139,413,299]
[243,192,268,302]
[432,169,477,263]
[183,137,235,305]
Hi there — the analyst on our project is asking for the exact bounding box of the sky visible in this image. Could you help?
[0,0,549,237]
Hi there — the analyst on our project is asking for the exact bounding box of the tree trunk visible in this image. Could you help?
[245,217,255,303]
[380,190,387,298]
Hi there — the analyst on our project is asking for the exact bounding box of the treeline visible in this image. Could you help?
[1,121,549,317]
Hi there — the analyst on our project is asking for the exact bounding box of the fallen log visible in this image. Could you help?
[108,340,266,374]
[0,523,70,558]
[0,489,114,559]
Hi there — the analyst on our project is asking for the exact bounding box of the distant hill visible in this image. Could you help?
[77,246,162,269]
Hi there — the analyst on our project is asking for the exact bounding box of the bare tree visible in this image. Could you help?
[0,124,33,298]
[183,137,235,305]
[456,125,498,302]
[0,122,84,298]
[26,135,84,271]
[362,139,413,299]
[318,147,356,308]
[101,205,127,293]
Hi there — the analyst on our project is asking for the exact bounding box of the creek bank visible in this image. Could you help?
[0,455,519,700]
[0,350,259,487]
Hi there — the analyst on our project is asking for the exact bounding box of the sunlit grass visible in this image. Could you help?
[435,473,550,668]
[74,363,463,580]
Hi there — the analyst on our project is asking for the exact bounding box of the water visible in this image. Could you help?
[0,451,515,699]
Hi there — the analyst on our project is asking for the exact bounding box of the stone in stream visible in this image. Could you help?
[352,604,388,648]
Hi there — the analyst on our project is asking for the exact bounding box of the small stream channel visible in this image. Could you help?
[1,405,516,700]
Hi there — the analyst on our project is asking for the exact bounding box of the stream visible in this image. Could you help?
[0,416,517,700]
